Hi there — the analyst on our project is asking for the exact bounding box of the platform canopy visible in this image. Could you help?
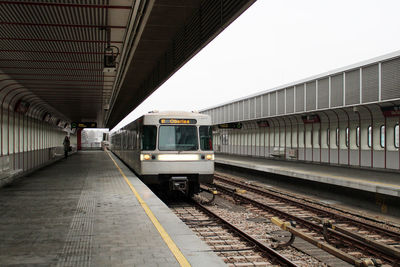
[0,0,255,129]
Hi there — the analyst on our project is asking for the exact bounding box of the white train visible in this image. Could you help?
[111,111,214,195]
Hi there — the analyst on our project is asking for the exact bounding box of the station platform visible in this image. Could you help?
[0,151,225,267]
[216,154,400,197]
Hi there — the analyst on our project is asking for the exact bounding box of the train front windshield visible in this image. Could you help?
[159,125,198,151]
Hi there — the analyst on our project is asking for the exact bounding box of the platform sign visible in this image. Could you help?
[42,112,52,122]
[381,106,400,117]
[257,120,270,127]
[14,100,30,114]
[301,114,320,124]
[218,122,242,129]
[71,122,97,128]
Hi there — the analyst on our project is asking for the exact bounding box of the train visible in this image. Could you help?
[110,111,214,195]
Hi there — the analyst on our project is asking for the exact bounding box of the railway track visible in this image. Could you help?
[170,200,321,267]
[209,172,400,266]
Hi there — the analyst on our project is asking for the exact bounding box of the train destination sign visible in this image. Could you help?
[71,122,97,128]
[218,122,242,129]
[160,119,197,124]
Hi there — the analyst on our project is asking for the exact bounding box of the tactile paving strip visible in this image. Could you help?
[57,176,95,267]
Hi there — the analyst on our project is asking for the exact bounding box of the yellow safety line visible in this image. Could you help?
[105,150,191,267]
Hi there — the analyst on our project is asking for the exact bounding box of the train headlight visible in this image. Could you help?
[140,154,152,161]
[205,154,214,160]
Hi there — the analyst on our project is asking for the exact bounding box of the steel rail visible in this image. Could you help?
[212,176,400,264]
[193,200,300,267]
[214,174,400,239]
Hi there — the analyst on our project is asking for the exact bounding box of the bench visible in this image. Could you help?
[271,147,285,158]
[0,156,23,187]
[287,149,298,159]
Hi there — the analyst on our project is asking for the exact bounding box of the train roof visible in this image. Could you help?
[144,110,210,118]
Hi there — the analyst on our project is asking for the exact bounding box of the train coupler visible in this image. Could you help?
[169,177,188,194]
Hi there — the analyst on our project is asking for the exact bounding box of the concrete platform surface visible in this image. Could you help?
[216,154,400,197]
[0,151,225,267]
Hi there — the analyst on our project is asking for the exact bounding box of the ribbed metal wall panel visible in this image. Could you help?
[250,98,256,119]
[230,103,235,122]
[295,85,304,112]
[306,81,316,111]
[317,78,329,109]
[286,87,294,113]
[218,107,223,123]
[277,90,285,114]
[381,58,400,100]
[244,99,250,120]
[233,102,239,121]
[262,94,269,116]
[239,101,244,120]
[223,105,227,122]
[345,69,360,105]
[256,96,262,118]
[331,74,343,107]
[362,64,379,103]
[270,92,276,116]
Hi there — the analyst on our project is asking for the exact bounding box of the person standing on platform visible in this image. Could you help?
[63,136,70,158]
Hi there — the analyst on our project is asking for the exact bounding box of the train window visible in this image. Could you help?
[395,124,399,148]
[345,127,349,148]
[367,126,372,148]
[159,125,198,151]
[141,125,157,150]
[199,126,213,150]
[336,128,339,147]
[326,128,330,146]
[380,125,385,148]
[356,126,360,147]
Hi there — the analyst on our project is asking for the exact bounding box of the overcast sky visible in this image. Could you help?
[112,0,400,131]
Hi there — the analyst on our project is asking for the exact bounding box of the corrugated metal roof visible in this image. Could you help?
[0,0,256,129]
[0,0,130,123]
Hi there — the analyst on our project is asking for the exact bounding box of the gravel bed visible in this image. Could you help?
[194,194,326,267]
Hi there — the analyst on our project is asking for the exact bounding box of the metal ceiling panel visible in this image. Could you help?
[0,0,255,129]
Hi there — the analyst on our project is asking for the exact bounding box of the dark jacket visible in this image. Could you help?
[63,137,70,151]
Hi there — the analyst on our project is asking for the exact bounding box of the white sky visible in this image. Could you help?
[112,0,400,131]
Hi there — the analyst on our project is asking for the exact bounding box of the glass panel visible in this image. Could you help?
[356,126,360,147]
[380,125,385,148]
[327,128,330,146]
[141,126,156,150]
[199,126,213,150]
[368,126,372,148]
[395,124,399,148]
[345,127,349,148]
[336,128,339,147]
[159,125,198,151]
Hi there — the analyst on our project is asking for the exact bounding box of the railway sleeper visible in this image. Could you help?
[320,219,400,260]
[271,217,382,267]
